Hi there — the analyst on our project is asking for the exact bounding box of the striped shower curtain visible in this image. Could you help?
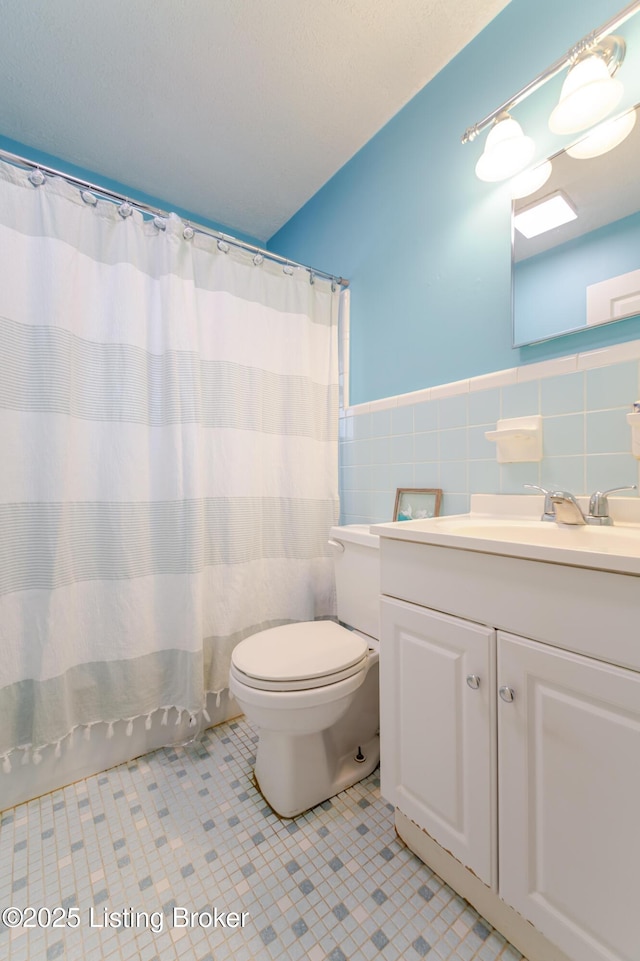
[0,160,340,772]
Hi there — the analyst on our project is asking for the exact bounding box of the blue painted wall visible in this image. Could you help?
[0,134,262,247]
[514,211,640,344]
[269,0,640,405]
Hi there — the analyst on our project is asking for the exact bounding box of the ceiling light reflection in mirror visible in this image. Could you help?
[509,160,553,200]
[566,108,636,159]
[514,191,577,239]
[512,104,640,347]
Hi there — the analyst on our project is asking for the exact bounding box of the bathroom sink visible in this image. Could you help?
[372,505,640,575]
[425,517,640,553]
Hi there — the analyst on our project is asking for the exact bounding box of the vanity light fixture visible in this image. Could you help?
[475,112,535,182]
[565,106,637,158]
[508,159,553,199]
[462,1,640,181]
[513,190,577,239]
[549,40,625,135]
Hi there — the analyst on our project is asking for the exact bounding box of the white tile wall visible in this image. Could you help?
[340,340,640,524]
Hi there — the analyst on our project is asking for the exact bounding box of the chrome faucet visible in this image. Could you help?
[525,483,637,525]
[549,490,587,525]
[523,484,556,522]
[586,485,637,525]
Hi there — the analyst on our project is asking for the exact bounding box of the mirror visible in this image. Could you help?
[512,103,640,347]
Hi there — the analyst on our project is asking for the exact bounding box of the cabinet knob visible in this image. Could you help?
[466,674,480,690]
[499,685,515,703]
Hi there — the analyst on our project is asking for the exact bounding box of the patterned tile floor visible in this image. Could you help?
[0,718,525,961]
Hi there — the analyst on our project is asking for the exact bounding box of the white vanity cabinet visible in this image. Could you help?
[376,523,640,961]
[498,631,640,961]
[380,598,496,886]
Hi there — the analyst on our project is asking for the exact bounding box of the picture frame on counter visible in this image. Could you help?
[393,488,442,522]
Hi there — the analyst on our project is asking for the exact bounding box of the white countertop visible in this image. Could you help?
[371,494,640,576]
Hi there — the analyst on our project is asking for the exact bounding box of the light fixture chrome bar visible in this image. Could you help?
[461,0,640,143]
[0,146,349,288]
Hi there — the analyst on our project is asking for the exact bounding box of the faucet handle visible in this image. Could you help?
[523,484,555,521]
[588,485,637,517]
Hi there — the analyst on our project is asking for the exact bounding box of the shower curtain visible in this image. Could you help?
[0,159,340,772]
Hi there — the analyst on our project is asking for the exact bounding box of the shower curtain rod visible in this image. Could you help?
[0,146,349,289]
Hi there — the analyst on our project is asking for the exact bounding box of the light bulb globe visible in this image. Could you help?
[549,54,623,135]
[475,115,535,182]
[566,109,636,159]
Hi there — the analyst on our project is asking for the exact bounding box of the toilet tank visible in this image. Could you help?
[329,524,380,641]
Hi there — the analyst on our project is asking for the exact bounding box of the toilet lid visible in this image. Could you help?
[232,621,368,684]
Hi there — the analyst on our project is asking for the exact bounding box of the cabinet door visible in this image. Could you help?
[498,631,640,961]
[380,597,496,887]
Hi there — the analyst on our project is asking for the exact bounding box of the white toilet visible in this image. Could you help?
[229,524,380,818]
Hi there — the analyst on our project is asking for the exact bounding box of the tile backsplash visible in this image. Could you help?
[340,341,640,525]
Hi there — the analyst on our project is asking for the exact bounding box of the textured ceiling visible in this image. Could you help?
[0,0,510,241]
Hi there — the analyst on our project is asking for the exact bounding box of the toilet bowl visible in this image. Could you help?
[229,525,380,818]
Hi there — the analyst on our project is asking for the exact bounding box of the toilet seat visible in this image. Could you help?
[230,621,369,692]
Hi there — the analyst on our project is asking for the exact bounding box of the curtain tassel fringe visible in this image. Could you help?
[3,699,225,770]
